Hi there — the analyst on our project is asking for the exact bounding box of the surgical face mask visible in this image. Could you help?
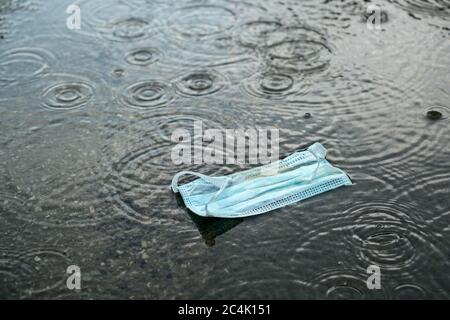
[171,142,352,218]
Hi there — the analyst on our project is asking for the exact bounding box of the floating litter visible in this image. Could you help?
[426,110,443,120]
[172,143,352,218]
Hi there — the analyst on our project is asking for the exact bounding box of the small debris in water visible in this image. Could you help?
[426,110,442,120]
[205,238,215,247]
[304,112,312,119]
[113,68,125,78]
[408,12,421,20]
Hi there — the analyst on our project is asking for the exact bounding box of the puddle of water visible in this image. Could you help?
[1,0,449,299]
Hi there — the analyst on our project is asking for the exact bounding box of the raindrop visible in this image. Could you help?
[125,47,162,66]
[241,72,307,100]
[41,82,94,111]
[174,70,227,97]
[119,80,174,110]
[260,73,294,93]
[111,17,150,40]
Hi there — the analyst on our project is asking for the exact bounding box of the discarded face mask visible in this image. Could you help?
[171,142,352,218]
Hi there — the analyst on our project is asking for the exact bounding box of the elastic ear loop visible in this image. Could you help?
[171,171,231,217]
[308,151,321,182]
[171,171,229,193]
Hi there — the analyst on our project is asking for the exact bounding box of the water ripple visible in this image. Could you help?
[390,0,450,18]
[103,140,226,225]
[293,193,447,298]
[0,47,54,88]
[395,169,450,226]
[125,47,163,66]
[306,92,449,169]
[0,191,26,215]
[41,81,94,111]
[2,0,450,299]
[240,71,309,100]
[3,119,113,227]
[153,114,238,143]
[198,278,308,299]
[393,283,428,299]
[68,0,162,41]
[167,4,237,37]
[158,0,259,70]
[235,20,282,49]
[307,269,377,299]
[0,247,68,298]
[118,80,174,110]
[342,200,446,273]
[110,17,152,41]
[262,24,333,74]
[101,100,257,225]
[174,69,228,97]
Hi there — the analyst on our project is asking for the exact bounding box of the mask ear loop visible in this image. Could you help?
[171,171,229,193]
[171,171,232,217]
[307,151,320,182]
[306,143,327,182]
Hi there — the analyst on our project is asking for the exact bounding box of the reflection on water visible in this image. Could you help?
[189,212,243,247]
[0,0,449,299]
[178,193,244,247]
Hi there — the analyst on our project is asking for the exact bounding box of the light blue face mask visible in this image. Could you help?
[171,142,352,218]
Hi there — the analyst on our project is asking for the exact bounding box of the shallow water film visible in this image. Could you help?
[1,0,449,299]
